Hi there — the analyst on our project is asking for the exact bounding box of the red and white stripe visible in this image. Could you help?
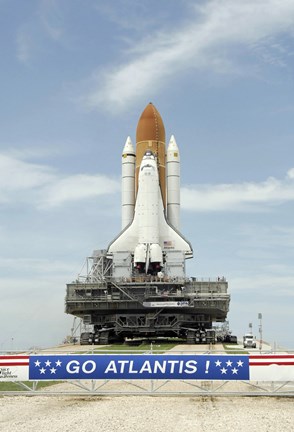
[0,355,29,367]
[249,355,294,381]
[0,355,30,382]
[249,355,294,366]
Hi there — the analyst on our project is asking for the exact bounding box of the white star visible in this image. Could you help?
[215,360,222,367]
[55,360,62,367]
[237,360,244,367]
[231,368,238,374]
[39,367,46,374]
[45,360,51,367]
[226,360,233,367]
[220,368,227,374]
[34,360,41,367]
[50,367,57,374]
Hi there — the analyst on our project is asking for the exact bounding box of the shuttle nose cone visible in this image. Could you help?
[136,103,165,143]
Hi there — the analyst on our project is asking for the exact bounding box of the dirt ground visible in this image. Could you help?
[0,393,293,432]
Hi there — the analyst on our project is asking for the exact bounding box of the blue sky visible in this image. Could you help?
[1,0,294,350]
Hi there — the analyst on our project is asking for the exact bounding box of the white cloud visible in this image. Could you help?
[16,27,33,64]
[8,143,67,161]
[40,173,120,208]
[39,0,64,41]
[236,225,294,249]
[0,154,55,195]
[287,168,294,179]
[82,0,294,110]
[1,153,294,212]
[15,0,65,65]
[181,169,294,212]
[231,274,294,296]
[0,153,119,208]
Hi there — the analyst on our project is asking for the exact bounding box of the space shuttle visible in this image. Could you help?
[107,103,193,276]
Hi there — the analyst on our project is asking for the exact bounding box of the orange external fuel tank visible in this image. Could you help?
[135,103,166,208]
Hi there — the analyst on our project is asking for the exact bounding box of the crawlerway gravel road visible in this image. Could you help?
[0,393,293,432]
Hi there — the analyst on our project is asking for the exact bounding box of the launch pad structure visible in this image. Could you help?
[65,103,231,345]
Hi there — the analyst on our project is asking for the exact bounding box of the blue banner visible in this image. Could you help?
[29,355,249,380]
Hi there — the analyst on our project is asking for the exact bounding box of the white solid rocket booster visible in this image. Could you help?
[166,135,180,230]
[121,136,135,229]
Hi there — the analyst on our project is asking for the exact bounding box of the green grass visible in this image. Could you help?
[93,342,178,353]
[0,381,61,392]
[222,344,248,354]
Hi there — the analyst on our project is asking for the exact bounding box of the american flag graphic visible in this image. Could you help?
[0,355,30,382]
[249,354,294,381]
[163,240,174,248]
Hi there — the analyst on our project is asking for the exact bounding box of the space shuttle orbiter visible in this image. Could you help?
[107,103,192,275]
